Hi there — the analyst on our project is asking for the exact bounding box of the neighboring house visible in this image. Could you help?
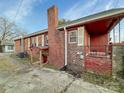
[14,6,124,76]
[1,42,14,53]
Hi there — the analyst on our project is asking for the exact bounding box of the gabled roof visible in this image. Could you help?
[24,29,48,38]
[58,8,124,29]
[15,8,124,40]
[14,29,48,40]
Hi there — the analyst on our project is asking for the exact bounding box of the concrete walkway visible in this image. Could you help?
[0,53,118,93]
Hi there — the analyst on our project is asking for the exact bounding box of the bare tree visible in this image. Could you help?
[0,17,26,45]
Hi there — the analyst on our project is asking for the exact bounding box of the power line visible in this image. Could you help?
[114,0,119,8]
[90,0,98,13]
[14,0,23,22]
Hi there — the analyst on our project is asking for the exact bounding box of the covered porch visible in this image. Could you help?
[84,11,124,57]
[83,11,124,75]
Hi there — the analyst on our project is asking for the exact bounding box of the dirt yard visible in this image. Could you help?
[0,53,118,93]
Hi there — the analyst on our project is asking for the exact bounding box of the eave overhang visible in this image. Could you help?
[58,8,124,31]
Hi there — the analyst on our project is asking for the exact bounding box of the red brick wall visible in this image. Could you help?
[38,34,42,45]
[24,38,28,51]
[90,33,108,52]
[84,27,90,54]
[28,33,48,60]
[90,34,108,46]
[30,47,40,60]
[85,57,112,76]
[48,6,64,68]
[15,40,21,53]
[67,29,83,65]
[67,26,90,66]
[48,29,65,67]
[15,38,28,53]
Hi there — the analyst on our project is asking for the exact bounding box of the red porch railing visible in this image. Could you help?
[84,45,112,58]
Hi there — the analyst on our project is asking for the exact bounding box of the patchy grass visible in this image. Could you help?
[43,64,59,70]
[0,57,16,71]
[82,72,124,93]
[117,71,124,79]
[10,54,30,64]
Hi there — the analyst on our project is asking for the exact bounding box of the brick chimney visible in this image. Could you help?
[48,5,58,30]
[47,6,64,67]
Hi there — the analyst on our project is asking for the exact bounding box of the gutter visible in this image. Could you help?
[64,27,67,66]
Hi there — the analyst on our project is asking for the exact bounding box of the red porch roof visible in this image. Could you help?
[85,16,122,35]
[59,8,124,35]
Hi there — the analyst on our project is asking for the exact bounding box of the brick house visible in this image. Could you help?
[14,6,124,75]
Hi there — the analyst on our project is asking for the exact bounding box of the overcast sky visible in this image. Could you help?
[0,0,124,41]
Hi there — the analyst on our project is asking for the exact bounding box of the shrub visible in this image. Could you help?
[0,45,2,52]
[117,56,124,79]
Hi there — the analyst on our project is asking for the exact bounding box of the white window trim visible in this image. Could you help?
[32,37,35,45]
[41,34,44,46]
[7,45,14,51]
[28,38,30,49]
[36,36,39,47]
[78,27,84,46]
[68,30,77,44]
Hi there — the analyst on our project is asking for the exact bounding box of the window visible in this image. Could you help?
[78,27,84,46]
[45,35,48,45]
[32,37,35,44]
[8,45,13,50]
[69,31,77,43]
[31,37,35,47]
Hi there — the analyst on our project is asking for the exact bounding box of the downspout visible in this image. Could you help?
[119,18,121,43]
[21,35,24,52]
[14,41,15,53]
[64,27,67,66]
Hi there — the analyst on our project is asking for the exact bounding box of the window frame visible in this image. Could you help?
[8,45,13,50]
[68,30,77,44]
[31,37,35,45]
[45,35,48,46]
